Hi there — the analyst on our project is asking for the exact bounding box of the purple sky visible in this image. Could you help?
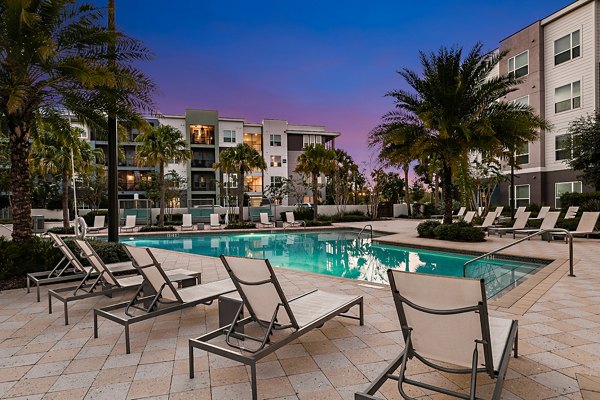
[112,0,570,170]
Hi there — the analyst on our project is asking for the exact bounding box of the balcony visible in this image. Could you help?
[191,159,215,168]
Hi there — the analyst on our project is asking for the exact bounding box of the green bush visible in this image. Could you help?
[526,203,541,215]
[417,220,441,238]
[0,236,63,280]
[63,239,130,265]
[155,213,183,224]
[47,226,74,234]
[560,192,600,211]
[138,225,177,233]
[556,218,581,231]
[293,208,314,221]
[432,221,485,242]
[581,199,600,212]
[305,220,332,227]
[328,212,370,222]
[82,210,109,227]
[225,222,257,230]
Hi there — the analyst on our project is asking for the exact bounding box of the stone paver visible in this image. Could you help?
[1,220,600,398]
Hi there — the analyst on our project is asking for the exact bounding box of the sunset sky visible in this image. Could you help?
[111,0,570,173]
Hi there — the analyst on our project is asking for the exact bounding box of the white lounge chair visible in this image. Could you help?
[0,224,12,240]
[93,245,235,353]
[474,212,498,230]
[189,255,363,399]
[258,212,274,228]
[86,215,106,233]
[513,211,560,238]
[493,206,504,218]
[513,206,526,219]
[283,211,305,228]
[462,211,476,224]
[565,206,579,219]
[181,213,194,231]
[553,212,600,240]
[210,213,222,229]
[120,215,136,232]
[487,212,531,237]
[355,270,518,400]
[432,206,465,220]
[530,206,550,220]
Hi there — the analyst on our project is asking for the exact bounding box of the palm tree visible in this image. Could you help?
[378,44,544,224]
[135,125,191,226]
[30,112,104,227]
[214,143,267,222]
[0,1,155,242]
[295,144,336,220]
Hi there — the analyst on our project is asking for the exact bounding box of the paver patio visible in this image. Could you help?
[1,219,599,399]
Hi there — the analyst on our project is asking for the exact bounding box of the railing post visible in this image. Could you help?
[568,233,575,277]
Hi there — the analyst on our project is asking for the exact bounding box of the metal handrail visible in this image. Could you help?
[358,224,373,240]
[463,228,574,278]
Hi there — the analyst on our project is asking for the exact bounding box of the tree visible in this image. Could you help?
[326,149,361,211]
[379,171,405,204]
[565,113,600,190]
[214,143,267,222]
[30,113,104,226]
[295,144,336,220]
[135,125,191,226]
[0,0,155,241]
[79,173,108,210]
[376,44,544,224]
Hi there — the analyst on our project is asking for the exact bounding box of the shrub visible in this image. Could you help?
[526,203,541,215]
[328,212,370,223]
[417,220,441,238]
[225,222,257,230]
[432,221,485,242]
[305,220,332,227]
[581,199,600,212]
[63,239,130,265]
[293,208,314,221]
[556,218,580,231]
[82,210,109,227]
[138,225,177,233]
[0,236,63,281]
[47,226,74,234]
[155,213,183,224]
[560,192,600,211]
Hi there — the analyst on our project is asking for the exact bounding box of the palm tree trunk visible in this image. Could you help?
[8,121,32,242]
[403,165,411,216]
[441,161,453,225]
[433,174,439,209]
[510,158,515,221]
[158,163,165,226]
[312,172,318,221]
[238,169,244,222]
[62,169,70,227]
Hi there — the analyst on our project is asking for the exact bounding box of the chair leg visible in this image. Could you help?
[514,329,519,358]
[250,362,257,400]
[189,342,195,378]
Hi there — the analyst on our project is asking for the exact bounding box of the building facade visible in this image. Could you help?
[493,0,598,208]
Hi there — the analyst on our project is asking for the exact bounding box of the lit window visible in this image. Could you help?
[555,181,582,208]
[555,81,581,113]
[512,184,530,208]
[223,130,236,143]
[508,51,529,79]
[269,134,282,147]
[515,142,529,164]
[190,125,215,145]
[554,30,581,65]
[270,155,281,167]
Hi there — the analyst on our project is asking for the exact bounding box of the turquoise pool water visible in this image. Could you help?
[121,230,544,298]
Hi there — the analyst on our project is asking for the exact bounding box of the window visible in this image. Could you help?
[512,184,530,208]
[223,130,236,143]
[555,134,572,161]
[554,30,581,65]
[555,181,582,208]
[555,81,581,113]
[190,125,214,145]
[303,135,322,148]
[270,155,281,167]
[223,173,237,188]
[243,133,262,151]
[270,176,283,187]
[513,95,529,106]
[516,142,529,164]
[245,176,262,192]
[269,134,282,147]
[508,51,529,79]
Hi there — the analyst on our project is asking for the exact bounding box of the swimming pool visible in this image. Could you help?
[121,230,544,298]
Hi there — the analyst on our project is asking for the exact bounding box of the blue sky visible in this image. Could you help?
[110,0,570,170]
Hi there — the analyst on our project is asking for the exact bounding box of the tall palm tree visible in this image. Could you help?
[295,144,336,220]
[214,143,267,222]
[379,44,544,224]
[30,112,104,227]
[0,0,155,242]
[135,125,191,226]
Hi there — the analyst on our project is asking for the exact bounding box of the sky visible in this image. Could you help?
[110,0,570,169]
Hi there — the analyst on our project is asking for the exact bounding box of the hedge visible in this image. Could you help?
[560,192,600,211]
[417,220,485,242]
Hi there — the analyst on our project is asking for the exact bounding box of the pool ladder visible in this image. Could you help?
[357,224,373,241]
[463,228,574,278]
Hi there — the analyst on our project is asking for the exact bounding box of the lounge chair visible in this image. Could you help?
[355,270,518,400]
[462,211,476,224]
[565,206,579,219]
[181,213,194,231]
[474,212,498,230]
[513,206,526,219]
[93,245,235,353]
[27,233,135,302]
[487,212,531,237]
[1,224,12,240]
[86,215,106,233]
[553,212,600,240]
[210,213,222,229]
[283,211,305,228]
[513,211,560,238]
[120,215,136,232]
[258,212,274,228]
[432,206,465,220]
[530,206,550,220]
[189,255,364,399]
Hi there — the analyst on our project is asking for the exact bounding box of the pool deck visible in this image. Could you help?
[1,219,600,399]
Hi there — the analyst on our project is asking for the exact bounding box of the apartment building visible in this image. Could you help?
[493,0,598,208]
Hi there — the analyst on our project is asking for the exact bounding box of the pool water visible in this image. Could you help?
[121,230,544,298]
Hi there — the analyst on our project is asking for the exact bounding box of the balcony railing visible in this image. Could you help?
[191,160,215,168]
[191,182,217,191]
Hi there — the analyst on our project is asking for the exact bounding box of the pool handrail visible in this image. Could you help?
[357,224,373,240]
[463,228,574,278]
